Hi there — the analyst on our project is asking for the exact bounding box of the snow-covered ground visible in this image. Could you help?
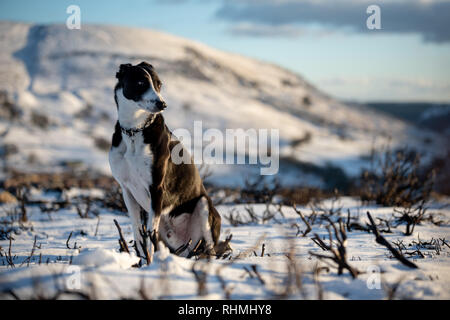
[1,189,449,300]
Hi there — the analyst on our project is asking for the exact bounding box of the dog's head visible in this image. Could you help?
[115,62,166,113]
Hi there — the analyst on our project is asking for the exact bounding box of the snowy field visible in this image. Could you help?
[1,188,449,300]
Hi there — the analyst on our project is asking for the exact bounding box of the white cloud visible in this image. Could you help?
[228,23,304,38]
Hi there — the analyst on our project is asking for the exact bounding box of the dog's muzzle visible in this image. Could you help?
[155,100,167,111]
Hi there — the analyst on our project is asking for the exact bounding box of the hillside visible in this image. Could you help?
[0,22,443,187]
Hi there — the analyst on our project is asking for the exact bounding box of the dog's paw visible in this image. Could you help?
[214,234,233,259]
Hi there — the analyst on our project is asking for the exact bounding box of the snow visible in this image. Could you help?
[72,248,140,269]
[1,192,449,300]
[0,22,445,187]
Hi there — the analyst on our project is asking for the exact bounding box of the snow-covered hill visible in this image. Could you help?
[0,22,442,187]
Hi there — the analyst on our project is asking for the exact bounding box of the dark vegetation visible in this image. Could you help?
[30,111,50,130]
[93,136,111,152]
[0,91,22,120]
[359,146,435,207]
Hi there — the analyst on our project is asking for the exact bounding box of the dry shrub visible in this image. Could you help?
[277,187,325,206]
[93,137,110,152]
[103,181,126,213]
[427,149,450,196]
[0,91,21,120]
[303,96,312,107]
[30,111,50,129]
[0,144,19,158]
[74,103,93,119]
[360,146,434,207]
[2,170,113,191]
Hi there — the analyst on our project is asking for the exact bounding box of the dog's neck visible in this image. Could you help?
[118,108,154,132]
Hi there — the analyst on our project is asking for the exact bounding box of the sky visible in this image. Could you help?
[1,0,450,103]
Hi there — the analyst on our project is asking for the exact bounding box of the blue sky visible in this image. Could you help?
[1,0,450,102]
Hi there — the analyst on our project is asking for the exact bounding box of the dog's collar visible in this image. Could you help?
[119,115,155,137]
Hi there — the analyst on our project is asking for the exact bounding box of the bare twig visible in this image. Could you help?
[66,232,74,249]
[5,236,15,268]
[251,264,265,285]
[20,236,38,267]
[440,238,450,249]
[292,204,312,237]
[309,218,359,278]
[94,216,101,237]
[311,235,328,251]
[75,197,97,219]
[243,266,254,278]
[16,188,28,223]
[113,219,129,253]
[366,212,418,269]
[139,224,152,265]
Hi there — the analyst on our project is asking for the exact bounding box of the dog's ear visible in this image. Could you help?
[137,61,154,74]
[138,61,162,92]
[116,63,132,80]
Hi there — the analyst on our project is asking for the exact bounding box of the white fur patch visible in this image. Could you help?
[109,129,153,213]
[116,88,153,129]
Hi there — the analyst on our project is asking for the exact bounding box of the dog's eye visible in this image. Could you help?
[137,81,145,86]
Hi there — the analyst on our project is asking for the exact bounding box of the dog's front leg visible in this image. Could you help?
[141,209,155,265]
[121,188,149,266]
[147,185,164,260]
[145,136,170,263]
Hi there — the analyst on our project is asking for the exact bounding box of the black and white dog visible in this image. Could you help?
[109,62,225,264]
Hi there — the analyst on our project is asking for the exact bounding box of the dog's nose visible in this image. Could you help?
[155,100,167,111]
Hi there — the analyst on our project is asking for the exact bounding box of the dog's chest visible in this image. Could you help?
[109,133,153,209]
